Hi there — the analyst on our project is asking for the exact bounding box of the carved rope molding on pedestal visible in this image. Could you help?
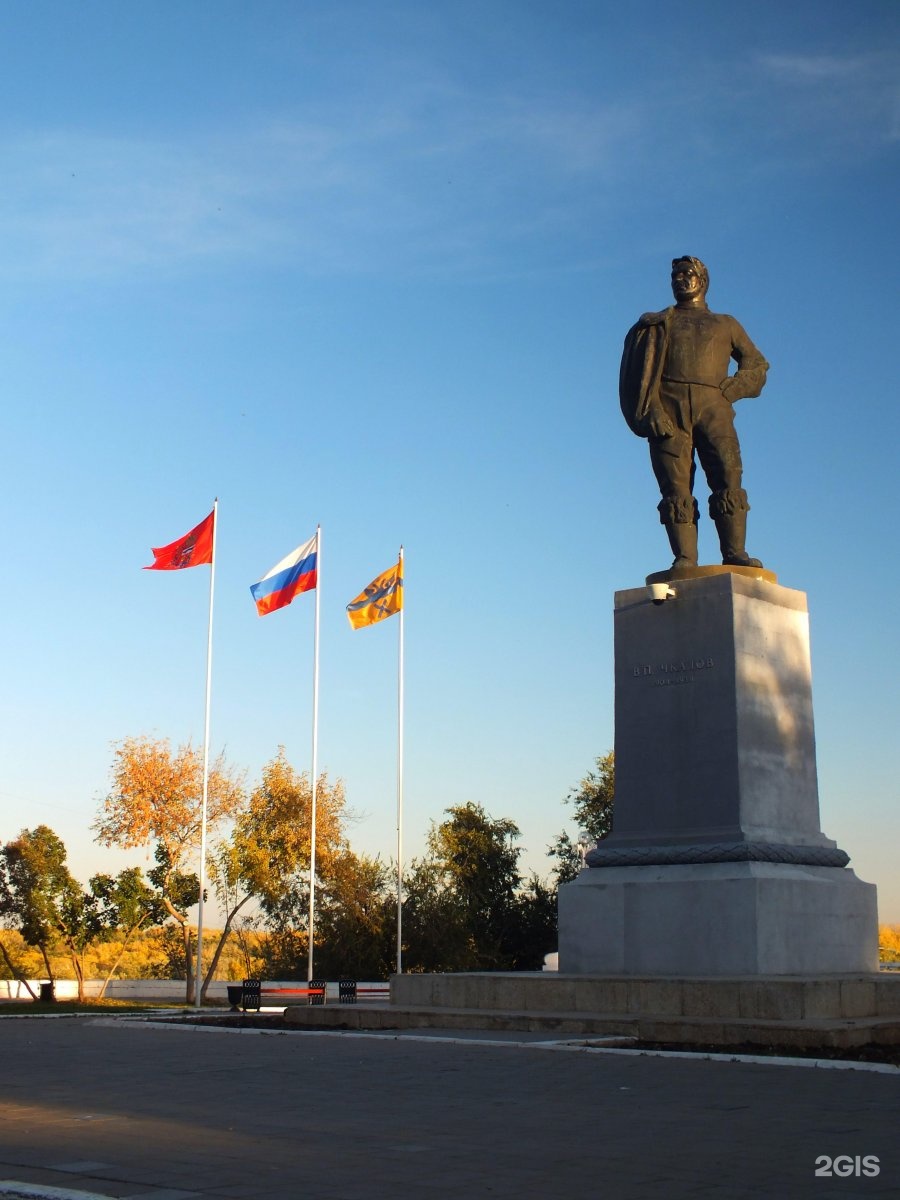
[585,841,850,868]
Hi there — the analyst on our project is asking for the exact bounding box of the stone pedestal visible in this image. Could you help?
[558,571,878,976]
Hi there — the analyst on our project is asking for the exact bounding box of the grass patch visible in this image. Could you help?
[0,998,202,1016]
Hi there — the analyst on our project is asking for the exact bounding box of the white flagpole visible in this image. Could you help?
[396,546,405,975]
[194,497,218,1010]
[307,525,321,984]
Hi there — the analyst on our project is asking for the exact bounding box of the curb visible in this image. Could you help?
[92,1017,900,1073]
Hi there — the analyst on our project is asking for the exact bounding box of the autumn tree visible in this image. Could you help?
[879,925,900,963]
[229,917,267,981]
[94,735,245,1002]
[202,839,253,988]
[193,749,351,984]
[0,929,42,994]
[549,750,615,884]
[234,749,347,930]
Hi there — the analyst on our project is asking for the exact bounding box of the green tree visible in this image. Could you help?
[549,751,615,884]
[258,928,307,980]
[90,867,168,997]
[0,825,108,1000]
[401,856,471,972]
[146,843,202,992]
[502,874,558,970]
[404,803,525,972]
[314,851,394,979]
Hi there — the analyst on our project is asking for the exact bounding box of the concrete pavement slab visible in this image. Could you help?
[0,1017,897,1199]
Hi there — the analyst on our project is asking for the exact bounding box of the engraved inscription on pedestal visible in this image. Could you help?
[588,572,847,867]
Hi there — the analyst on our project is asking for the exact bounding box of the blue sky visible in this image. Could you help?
[1,0,898,923]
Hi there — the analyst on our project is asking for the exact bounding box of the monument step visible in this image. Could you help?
[390,971,900,1020]
[281,1001,900,1050]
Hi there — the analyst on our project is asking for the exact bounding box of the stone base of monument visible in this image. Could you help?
[557,861,878,976]
[555,570,880,981]
[280,971,900,1050]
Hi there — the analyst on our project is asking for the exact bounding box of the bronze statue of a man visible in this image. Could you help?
[619,256,768,569]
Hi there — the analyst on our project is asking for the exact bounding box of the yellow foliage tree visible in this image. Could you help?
[878,924,900,963]
[95,736,244,860]
[233,748,348,937]
[196,748,348,987]
[93,735,245,1002]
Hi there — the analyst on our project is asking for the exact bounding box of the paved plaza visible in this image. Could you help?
[0,1017,897,1199]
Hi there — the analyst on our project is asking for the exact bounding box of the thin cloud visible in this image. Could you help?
[759,53,869,82]
[755,50,900,144]
[0,88,641,284]
[0,127,352,278]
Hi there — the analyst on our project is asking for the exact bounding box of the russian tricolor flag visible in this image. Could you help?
[251,531,318,617]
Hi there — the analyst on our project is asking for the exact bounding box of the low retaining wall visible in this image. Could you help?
[391,971,900,1021]
[0,979,233,1002]
[280,971,900,1048]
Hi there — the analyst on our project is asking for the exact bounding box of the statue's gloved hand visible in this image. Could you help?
[647,410,675,439]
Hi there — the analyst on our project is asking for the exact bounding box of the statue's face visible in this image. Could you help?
[671,263,706,303]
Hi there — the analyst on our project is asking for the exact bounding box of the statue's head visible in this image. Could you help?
[671,256,709,303]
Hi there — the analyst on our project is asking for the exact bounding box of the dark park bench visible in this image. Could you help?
[228,980,326,1012]
[227,979,390,1012]
[335,981,390,1004]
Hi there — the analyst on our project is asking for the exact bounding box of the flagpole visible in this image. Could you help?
[396,546,404,975]
[194,497,217,1010]
[308,525,321,984]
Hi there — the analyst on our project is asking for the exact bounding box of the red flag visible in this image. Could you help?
[144,509,215,570]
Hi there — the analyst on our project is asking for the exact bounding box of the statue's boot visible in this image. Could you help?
[714,511,763,568]
[664,521,698,570]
